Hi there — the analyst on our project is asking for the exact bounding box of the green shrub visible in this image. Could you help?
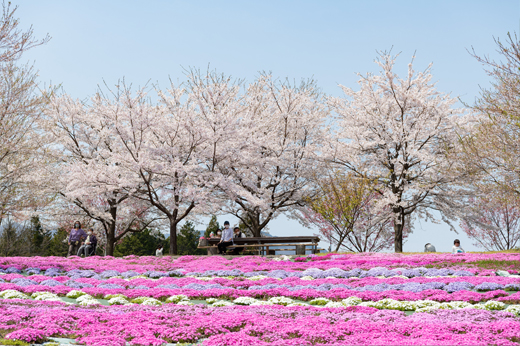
[0,338,31,346]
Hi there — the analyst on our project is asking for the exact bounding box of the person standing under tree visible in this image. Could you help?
[217,221,234,254]
[68,221,87,257]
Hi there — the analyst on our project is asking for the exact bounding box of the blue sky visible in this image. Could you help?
[16,0,520,252]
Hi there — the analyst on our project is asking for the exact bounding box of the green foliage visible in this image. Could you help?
[178,221,204,255]
[204,215,220,238]
[30,216,44,247]
[0,216,65,257]
[465,259,520,271]
[0,338,30,345]
[305,172,393,253]
[46,228,69,257]
[23,216,52,256]
[114,229,165,257]
[0,220,19,256]
[238,216,255,237]
[0,218,49,256]
[308,172,374,230]
[161,236,169,253]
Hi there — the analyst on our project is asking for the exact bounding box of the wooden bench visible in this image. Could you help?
[198,236,321,256]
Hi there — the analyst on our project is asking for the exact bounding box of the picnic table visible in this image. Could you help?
[198,236,321,255]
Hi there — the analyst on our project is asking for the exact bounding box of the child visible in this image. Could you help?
[452,239,465,254]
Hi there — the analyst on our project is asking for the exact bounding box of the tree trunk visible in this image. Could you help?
[251,227,261,237]
[393,209,405,253]
[169,220,177,255]
[105,222,116,256]
[105,203,119,256]
[248,212,264,237]
[393,222,403,253]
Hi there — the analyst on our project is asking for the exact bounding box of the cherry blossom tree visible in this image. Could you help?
[159,72,329,238]
[330,52,471,252]
[43,92,157,256]
[302,172,402,252]
[460,192,520,251]
[0,63,48,225]
[0,1,51,225]
[213,75,329,237]
[109,83,219,255]
[0,2,50,63]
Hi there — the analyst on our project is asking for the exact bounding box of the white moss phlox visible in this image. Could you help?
[211,300,235,307]
[233,297,259,305]
[342,297,362,306]
[141,298,162,306]
[268,296,294,306]
[108,297,131,306]
[1,290,30,300]
[165,295,189,304]
[34,292,61,301]
[67,290,87,299]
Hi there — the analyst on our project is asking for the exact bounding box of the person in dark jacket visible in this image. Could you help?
[77,228,97,257]
[68,221,87,257]
[232,227,245,255]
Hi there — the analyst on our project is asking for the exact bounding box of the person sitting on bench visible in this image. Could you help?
[77,228,97,257]
[232,227,246,255]
[217,221,233,254]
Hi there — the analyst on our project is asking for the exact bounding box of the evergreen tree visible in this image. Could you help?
[114,229,165,257]
[238,215,255,237]
[204,215,220,238]
[46,229,69,257]
[0,220,20,256]
[162,237,170,252]
[24,216,52,256]
[30,216,44,249]
[178,221,205,255]
[0,216,53,256]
